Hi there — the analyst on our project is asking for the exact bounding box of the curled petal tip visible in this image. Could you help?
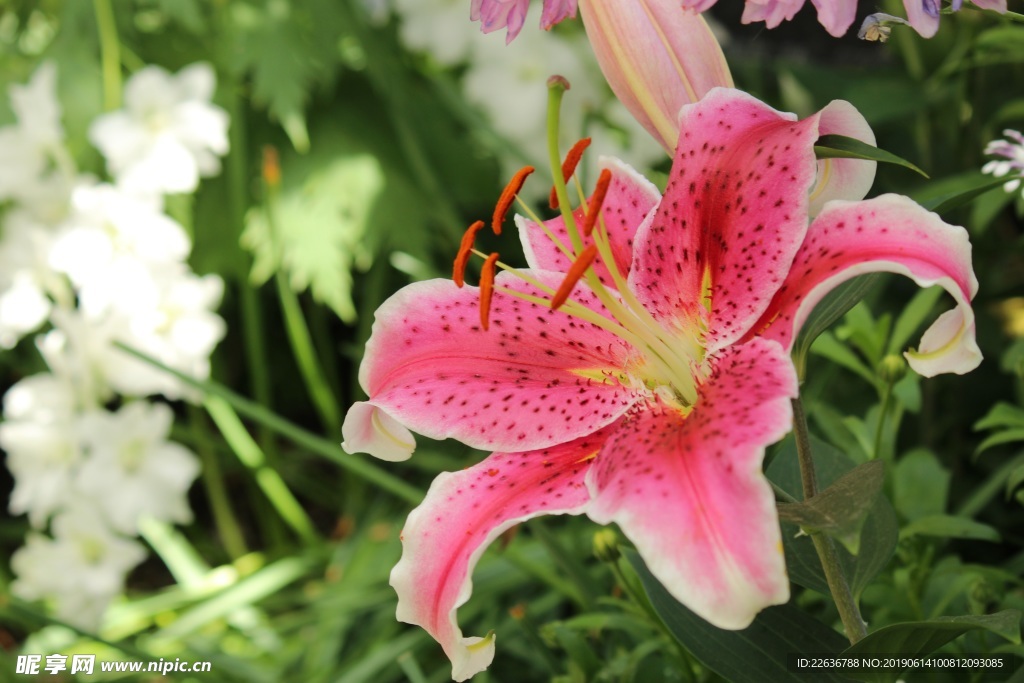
[341,401,415,461]
[905,308,983,377]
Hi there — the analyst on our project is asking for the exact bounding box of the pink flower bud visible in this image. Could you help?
[579,0,732,153]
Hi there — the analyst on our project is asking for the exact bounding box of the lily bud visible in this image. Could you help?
[578,0,732,154]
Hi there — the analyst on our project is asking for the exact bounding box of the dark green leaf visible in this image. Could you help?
[899,515,1001,542]
[886,287,944,357]
[840,611,1021,683]
[892,449,949,521]
[815,135,927,178]
[768,436,898,598]
[975,403,1024,432]
[792,275,882,379]
[624,549,851,683]
[917,173,1013,215]
[776,461,884,554]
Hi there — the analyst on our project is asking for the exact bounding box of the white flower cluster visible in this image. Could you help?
[385,0,666,195]
[0,62,229,629]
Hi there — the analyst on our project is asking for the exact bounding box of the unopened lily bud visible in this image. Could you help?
[877,354,908,384]
[578,0,732,154]
[593,528,621,563]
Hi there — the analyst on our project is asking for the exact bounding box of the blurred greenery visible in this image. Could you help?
[2,0,1024,681]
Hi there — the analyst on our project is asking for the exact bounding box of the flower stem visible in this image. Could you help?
[92,0,122,110]
[188,405,249,560]
[791,396,867,644]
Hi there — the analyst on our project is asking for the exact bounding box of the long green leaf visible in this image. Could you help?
[840,610,1021,683]
[114,342,423,504]
[815,135,928,178]
[791,274,882,380]
[624,549,851,683]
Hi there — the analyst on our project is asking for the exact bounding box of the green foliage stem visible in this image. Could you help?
[114,342,423,504]
[92,0,121,110]
[792,396,868,644]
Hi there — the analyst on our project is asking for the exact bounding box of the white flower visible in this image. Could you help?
[89,62,229,194]
[11,504,146,630]
[116,266,226,399]
[982,129,1024,198]
[0,212,64,348]
[49,183,191,317]
[0,373,82,527]
[76,401,200,534]
[0,62,65,202]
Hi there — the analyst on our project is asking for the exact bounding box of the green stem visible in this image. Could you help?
[872,381,894,461]
[204,395,319,544]
[115,342,423,505]
[92,0,122,111]
[791,397,867,644]
[189,405,249,559]
[608,558,698,683]
[275,273,342,434]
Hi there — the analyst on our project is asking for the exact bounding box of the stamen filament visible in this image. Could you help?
[493,166,535,235]
[453,220,486,287]
[514,196,575,263]
[552,245,599,310]
[479,252,500,330]
[550,137,591,209]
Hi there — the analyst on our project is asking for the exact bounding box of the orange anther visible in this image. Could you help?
[453,220,486,287]
[550,137,591,209]
[479,252,500,330]
[493,166,535,235]
[551,245,598,310]
[582,169,613,237]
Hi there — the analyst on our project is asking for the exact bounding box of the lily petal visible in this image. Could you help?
[809,100,877,217]
[341,401,416,461]
[517,156,660,284]
[751,194,981,376]
[359,273,639,453]
[579,0,733,153]
[587,338,796,629]
[630,88,820,352]
[391,429,610,681]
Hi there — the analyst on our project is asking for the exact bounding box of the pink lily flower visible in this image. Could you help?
[342,88,980,681]
[680,0,857,37]
[470,0,578,43]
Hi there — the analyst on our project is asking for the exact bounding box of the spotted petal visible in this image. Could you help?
[356,272,640,456]
[517,156,660,285]
[391,429,609,681]
[587,337,796,629]
[749,194,981,377]
[629,88,821,353]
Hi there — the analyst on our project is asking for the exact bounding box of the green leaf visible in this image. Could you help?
[892,449,950,521]
[840,611,1021,683]
[899,514,1001,542]
[815,135,928,178]
[811,332,879,388]
[623,549,851,683]
[916,173,1014,215]
[791,274,882,378]
[975,403,1024,432]
[243,153,383,323]
[776,460,884,554]
[976,429,1024,456]
[768,436,898,598]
